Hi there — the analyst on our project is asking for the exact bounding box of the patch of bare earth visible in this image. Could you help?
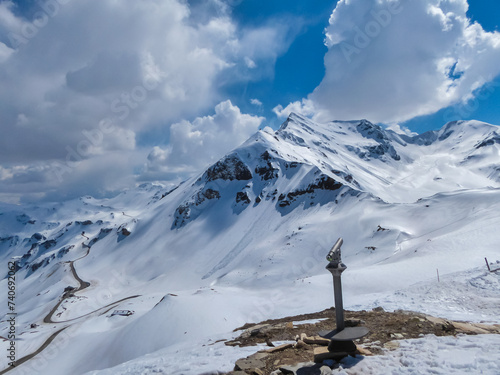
[223,307,500,375]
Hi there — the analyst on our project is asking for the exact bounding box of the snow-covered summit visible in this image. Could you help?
[190,113,500,206]
[0,115,499,375]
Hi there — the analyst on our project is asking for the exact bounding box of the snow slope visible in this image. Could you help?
[0,114,499,374]
[80,333,500,375]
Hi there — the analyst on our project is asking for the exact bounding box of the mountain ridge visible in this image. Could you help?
[0,115,499,375]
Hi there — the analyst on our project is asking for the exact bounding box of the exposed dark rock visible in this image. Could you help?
[367,144,400,160]
[438,130,454,141]
[40,239,57,250]
[160,185,179,200]
[343,121,401,161]
[236,191,251,204]
[255,152,279,181]
[0,236,19,247]
[117,226,132,243]
[278,175,343,207]
[356,120,386,142]
[173,188,221,228]
[75,220,93,225]
[29,254,56,273]
[475,134,500,149]
[268,189,278,201]
[202,189,221,200]
[57,245,74,257]
[31,233,46,241]
[255,164,279,181]
[204,155,252,181]
[175,204,190,225]
[261,150,272,161]
[89,228,113,246]
[26,245,75,273]
[313,176,343,191]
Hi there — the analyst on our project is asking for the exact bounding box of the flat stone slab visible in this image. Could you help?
[319,326,369,341]
[234,356,266,371]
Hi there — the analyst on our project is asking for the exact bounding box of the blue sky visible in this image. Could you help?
[225,0,500,133]
[0,0,499,203]
[223,0,333,126]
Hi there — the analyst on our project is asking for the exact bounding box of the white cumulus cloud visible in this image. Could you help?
[277,0,500,124]
[0,0,290,202]
[143,100,264,180]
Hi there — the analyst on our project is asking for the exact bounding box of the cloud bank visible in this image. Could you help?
[0,0,284,202]
[275,0,500,124]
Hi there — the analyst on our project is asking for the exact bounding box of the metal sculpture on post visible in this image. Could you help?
[319,238,369,355]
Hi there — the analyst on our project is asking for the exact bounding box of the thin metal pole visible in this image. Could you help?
[333,274,345,331]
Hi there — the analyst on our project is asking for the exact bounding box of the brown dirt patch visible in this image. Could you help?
[225,307,499,374]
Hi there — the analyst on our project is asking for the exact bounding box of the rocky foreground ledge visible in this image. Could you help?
[222,307,500,375]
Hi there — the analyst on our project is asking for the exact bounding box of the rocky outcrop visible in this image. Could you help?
[350,120,401,161]
[346,143,400,161]
[255,151,279,181]
[475,134,500,149]
[0,235,19,247]
[89,228,113,246]
[172,188,221,228]
[236,191,251,205]
[204,154,252,182]
[75,220,93,226]
[278,175,342,208]
[27,245,74,274]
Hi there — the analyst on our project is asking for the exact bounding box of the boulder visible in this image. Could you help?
[313,347,350,362]
[234,355,266,372]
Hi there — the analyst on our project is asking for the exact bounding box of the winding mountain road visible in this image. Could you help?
[1,240,140,374]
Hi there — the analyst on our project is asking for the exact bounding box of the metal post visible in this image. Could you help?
[327,259,346,331]
[325,237,346,330]
[333,274,344,331]
[320,238,369,343]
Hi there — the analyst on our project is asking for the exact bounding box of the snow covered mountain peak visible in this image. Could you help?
[164,114,500,238]
[1,115,499,375]
[271,115,500,202]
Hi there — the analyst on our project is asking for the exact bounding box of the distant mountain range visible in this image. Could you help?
[1,114,499,375]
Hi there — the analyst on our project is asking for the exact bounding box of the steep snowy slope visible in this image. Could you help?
[0,114,499,375]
